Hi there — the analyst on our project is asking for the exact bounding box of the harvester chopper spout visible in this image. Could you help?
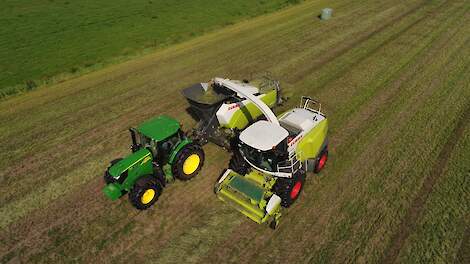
[181,76,282,148]
[213,77,279,126]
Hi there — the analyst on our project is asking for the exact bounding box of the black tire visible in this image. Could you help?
[269,220,278,230]
[172,143,205,181]
[314,148,328,174]
[128,175,162,210]
[228,153,249,175]
[273,169,306,208]
[104,158,123,184]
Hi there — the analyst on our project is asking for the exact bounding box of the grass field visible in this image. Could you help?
[0,0,299,97]
[0,0,469,263]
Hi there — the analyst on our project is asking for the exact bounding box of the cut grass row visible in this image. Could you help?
[397,116,469,263]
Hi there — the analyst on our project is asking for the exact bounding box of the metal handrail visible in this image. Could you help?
[276,150,302,175]
[300,96,322,113]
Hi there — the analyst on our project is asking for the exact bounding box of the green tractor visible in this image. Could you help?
[103,115,204,210]
[214,87,329,229]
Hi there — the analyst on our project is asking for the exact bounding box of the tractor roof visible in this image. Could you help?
[239,120,288,151]
[137,115,180,141]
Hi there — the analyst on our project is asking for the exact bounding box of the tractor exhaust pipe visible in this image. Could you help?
[129,128,139,152]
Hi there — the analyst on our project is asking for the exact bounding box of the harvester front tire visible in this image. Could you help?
[269,220,278,230]
[274,170,306,208]
[172,144,205,181]
[228,154,249,175]
[129,175,162,210]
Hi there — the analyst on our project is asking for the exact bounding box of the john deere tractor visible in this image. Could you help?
[213,79,329,229]
[103,115,204,210]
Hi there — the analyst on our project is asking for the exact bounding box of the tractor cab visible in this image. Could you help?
[130,115,182,163]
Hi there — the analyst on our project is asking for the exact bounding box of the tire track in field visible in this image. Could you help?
[456,228,470,263]
[381,104,470,264]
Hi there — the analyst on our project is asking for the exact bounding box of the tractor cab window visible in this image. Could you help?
[139,134,152,147]
[157,131,182,164]
[130,128,154,152]
[137,133,159,156]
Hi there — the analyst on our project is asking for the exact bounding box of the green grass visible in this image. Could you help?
[0,0,469,263]
[0,0,300,97]
[397,116,469,263]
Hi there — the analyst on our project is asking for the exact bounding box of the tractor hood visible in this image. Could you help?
[108,148,152,178]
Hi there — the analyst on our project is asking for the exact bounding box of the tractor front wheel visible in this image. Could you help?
[172,144,205,181]
[129,175,162,210]
[273,169,306,208]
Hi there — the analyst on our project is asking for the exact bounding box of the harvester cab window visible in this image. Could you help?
[240,143,278,172]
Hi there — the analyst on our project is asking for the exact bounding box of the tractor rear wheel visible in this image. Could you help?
[314,148,328,173]
[273,169,306,208]
[129,175,162,210]
[172,144,205,181]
